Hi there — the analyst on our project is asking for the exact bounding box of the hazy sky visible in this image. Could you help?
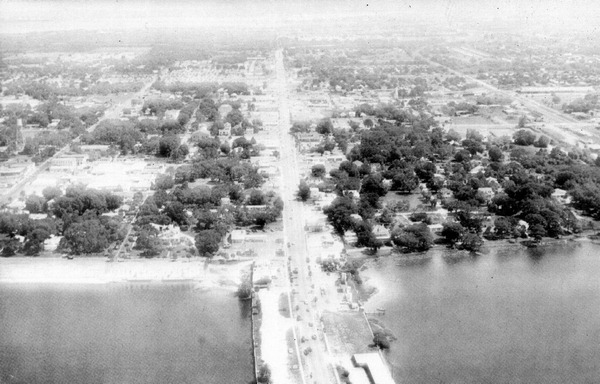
[1,0,599,35]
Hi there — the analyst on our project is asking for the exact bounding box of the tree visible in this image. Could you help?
[163,201,188,226]
[488,146,503,162]
[219,142,231,155]
[460,233,483,252]
[513,129,536,146]
[446,129,462,142]
[134,228,161,257]
[197,137,221,159]
[42,186,62,201]
[518,115,529,128]
[62,218,111,255]
[391,223,433,252]
[311,164,326,178]
[528,224,547,241]
[534,135,550,148]
[316,118,333,135]
[493,216,515,239]
[360,173,387,197]
[462,139,484,155]
[23,227,51,255]
[441,222,464,245]
[372,331,390,350]
[154,174,174,190]
[248,189,266,206]
[25,195,46,213]
[354,221,382,252]
[297,181,311,202]
[391,169,418,193]
[195,229,221,257]
[414,161,436,183]
[257,364,272,384]
[225,109,244,127]
[158,135,180,157]
[323,196,357,236]
[160,120,184,134]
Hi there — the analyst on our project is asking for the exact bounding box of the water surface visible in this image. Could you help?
[363,241,600,384]
[0,284,253,384]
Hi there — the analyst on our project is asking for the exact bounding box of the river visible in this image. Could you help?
[362,241,600,384]
[0,284,253,384]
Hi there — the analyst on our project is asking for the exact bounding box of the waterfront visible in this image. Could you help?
[0,284,253,384]
[362,241,600,384]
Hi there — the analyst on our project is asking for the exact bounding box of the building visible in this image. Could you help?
[218,104,233,119]
[218,122,232,137]
[305,218,326,232]
[478,187,495,202]
[49,154,88,171]
[517,86,595,94]
[164,109,180,121]
[230,230,246,244]
[372,225,391,241]
[352,353,396,384]
[79,145,110,153]
[551,188,571,204]
[0,158,35,187]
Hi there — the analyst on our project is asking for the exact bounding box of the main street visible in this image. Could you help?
[275,49,336,384]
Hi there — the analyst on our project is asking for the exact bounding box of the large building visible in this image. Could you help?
[49,154,88,171]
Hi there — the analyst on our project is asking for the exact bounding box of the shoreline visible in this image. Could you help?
[0,256,252,288]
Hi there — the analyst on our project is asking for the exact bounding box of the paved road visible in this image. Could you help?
[275,49,336,384]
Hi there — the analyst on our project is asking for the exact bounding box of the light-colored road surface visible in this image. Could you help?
[275,49,336,384]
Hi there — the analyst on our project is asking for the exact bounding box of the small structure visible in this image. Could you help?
[352,353,395,384]
[551,188,571,204]
[305,218,326,232]
[230,230,246,244]
[218,104,233,119]
[372,225,391,242]
[478,187,495,202]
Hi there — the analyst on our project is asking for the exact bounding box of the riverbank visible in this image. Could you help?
[0,257,252,289]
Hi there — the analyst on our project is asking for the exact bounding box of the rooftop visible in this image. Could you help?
[352,353,396,384]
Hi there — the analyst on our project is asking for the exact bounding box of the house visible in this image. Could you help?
[218,122,232,137]
[320,233,336,247]
[305,218,326,232]
[344,231,358,244]
[309,187,321,200]
[470,165,485,175]
[230,230,246,244]
[164,109,180,121]
[49,154,88,171]
[344,190,360,199]
[428,223,444,235]
[478,187,495,202]
[438,188,453,200]
[372,225,391,241]
[551,188,571,204]
[218,104,233,119]
[245,233,267,243]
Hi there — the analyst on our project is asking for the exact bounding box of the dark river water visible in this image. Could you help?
[362,241,600,384]
[0,284,253,384]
